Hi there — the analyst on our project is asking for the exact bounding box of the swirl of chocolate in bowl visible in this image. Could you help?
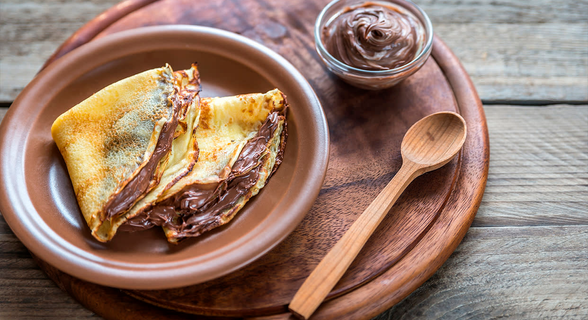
[322,2,425,71]
[314,0,433,89]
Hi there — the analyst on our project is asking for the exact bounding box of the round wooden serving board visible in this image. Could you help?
[34,0,489,319]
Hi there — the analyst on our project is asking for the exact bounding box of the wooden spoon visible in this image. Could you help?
[289,111,467,319]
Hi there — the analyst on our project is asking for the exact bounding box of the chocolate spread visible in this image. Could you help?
[102,68,201,220]
[322,1,425,70]
[120,110,287,239]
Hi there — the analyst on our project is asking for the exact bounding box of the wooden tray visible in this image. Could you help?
[35,0,489,318]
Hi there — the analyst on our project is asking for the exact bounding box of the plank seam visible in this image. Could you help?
[469,224,588,229]
[483,100,588,106]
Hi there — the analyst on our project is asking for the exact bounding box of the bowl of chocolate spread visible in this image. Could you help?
[315,0,433,90]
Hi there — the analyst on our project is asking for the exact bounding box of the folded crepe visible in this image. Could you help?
[53,66,288,243]
[121,89,288,243]
[51,64,201,242]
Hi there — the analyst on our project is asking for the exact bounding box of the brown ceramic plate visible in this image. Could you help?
[0,26,329,290]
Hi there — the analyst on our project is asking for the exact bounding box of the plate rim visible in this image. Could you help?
[0,25,329,289]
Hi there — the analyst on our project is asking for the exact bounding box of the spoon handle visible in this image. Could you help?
[289,161,422,319]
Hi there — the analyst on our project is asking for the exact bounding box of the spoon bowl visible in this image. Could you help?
[402,111,467,171]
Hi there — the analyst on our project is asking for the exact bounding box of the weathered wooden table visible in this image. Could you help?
[1,0,587,318]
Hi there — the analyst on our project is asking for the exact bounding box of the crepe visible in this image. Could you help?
[121,89,288,243]
[51,64,201,242]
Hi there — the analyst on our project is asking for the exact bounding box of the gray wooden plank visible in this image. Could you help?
[1,0,587,102]
[0,215,99,319]
[374,225,588,320]
[418,0,588,102]
[474,105,588,227]
[0,0,121,102]
[434,23,588,102]
[419,0,587,24]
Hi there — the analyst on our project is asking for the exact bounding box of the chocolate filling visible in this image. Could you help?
[120,110,287,239]
[102,69,200,220]
[322,1,425,71]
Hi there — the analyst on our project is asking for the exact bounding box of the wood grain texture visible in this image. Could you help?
[42,0,160,68]
[0,212,98,319]
[475,105,588,227]
[1,0,587,102]
[0,0,122,101]
[1,104,587,318]
[435,23,588,102]
[374,225,588,320]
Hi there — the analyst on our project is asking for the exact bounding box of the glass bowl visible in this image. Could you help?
[314,0,434,90]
